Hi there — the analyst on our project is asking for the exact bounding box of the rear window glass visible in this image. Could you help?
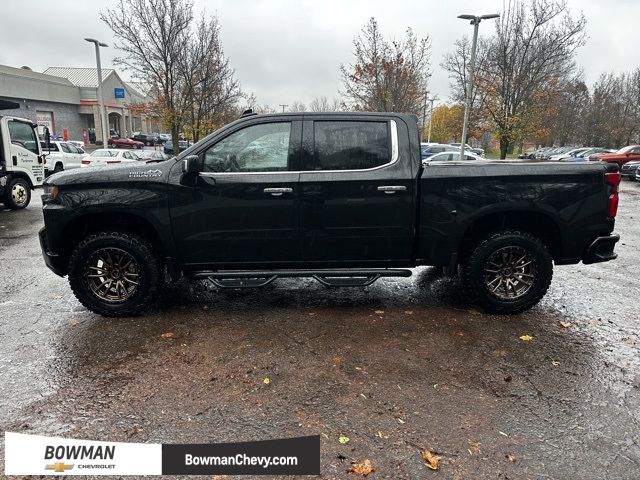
[310,121,390,171]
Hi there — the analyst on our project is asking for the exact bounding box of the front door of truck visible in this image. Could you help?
[170,119,302,267]
[3,118,44,184]
[299,118,414,264]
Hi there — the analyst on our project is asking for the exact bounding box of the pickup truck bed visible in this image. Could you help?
[39,112,620,317]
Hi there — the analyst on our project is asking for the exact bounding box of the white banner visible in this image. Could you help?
[4,432,162,475]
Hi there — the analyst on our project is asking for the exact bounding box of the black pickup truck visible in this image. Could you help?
[39,112,620,317]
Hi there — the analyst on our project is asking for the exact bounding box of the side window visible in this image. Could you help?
[310,121,390,171]
[203,122,291,173]
[60,143,71,153]
[8,121,39,154]
[123,151,132,159]
[66,143,79,154]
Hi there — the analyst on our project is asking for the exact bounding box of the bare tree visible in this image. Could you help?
[309,96,343,112]
[180,14,242,141]
[443,0,586,158]
[102,0,193,153]
[289,101,307,112]
[340,17,431,115]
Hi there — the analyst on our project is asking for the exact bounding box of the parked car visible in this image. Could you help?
[107,136,144,149]
[423,151,485,162]
[40,112,620,317]
[420,143,459,159]
[131,133,157,146]
[41,141,84,174]
[164,139,192,155]
[558,147,614,162]
[620,160,640,180]
[549,147,589,161]
[449,142,484,156]
[81,148,140,167]
[135,150,168,162]
[590,145,640,166]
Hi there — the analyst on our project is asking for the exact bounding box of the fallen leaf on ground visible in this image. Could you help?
[68,319,80,326]
[422,448,442,470]
[551,360,560,366]
[374,310,384,315]
[519,335,533,341]
[467,308,482,315]
[622,337,637,345]
[506,453,516,463]
[559,321,572,328]
[587,319,601,327]
[160,332,174,339]
[339,435,350,444]
[263,377,271,385]
[397,418,405,424]
[333,355,342,366]
[348,459,374,477]
[495,349,508,357]
[404,310,413,315]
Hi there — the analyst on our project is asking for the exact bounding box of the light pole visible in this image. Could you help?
[85,38,109,146]
[427,96,438,143]
[279,104,288,113]
[457,13,499,161]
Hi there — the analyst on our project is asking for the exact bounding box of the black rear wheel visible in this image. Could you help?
[68,232,162,317]
[462,230,553,314]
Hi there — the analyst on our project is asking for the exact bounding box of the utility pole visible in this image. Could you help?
[457,13,499,161]
[279,104,288,113]
[85,38,109,146]
[421,92,428,142]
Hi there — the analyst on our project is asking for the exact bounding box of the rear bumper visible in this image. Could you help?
[39,227,67,276]
[582,234,619,264]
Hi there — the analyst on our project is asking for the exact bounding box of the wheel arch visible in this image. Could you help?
[458,209,563,261]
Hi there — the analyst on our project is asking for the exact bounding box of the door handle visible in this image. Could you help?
[264,187,293,196]
[377,185,407,194]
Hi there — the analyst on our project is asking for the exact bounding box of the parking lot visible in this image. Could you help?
[0,181,639,479]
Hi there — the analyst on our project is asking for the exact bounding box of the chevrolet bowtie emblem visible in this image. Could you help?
[45,462,74,472]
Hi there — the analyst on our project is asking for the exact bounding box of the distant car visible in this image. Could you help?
[134,150,168,162]
[107,136,144,149]
[591,145,640,166]
[81,148,140,167]
[620,160,640,180]
[164,139,192,155]
[423,151,486,163]
[449,142,484,156]
[550,147,590,161]
[420,143,459,160]
[131,133,157,146]
[41,141,84,174]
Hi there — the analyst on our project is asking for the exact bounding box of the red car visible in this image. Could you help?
[591,145,640,166]
[107,136,144,149]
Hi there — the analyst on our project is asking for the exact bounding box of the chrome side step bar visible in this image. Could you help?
[189,269,413,289]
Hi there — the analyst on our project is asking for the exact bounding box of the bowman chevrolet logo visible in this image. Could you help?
[128,169,162,178]
[45,462,74,472]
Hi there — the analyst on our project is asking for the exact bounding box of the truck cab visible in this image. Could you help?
[0,100,45,209]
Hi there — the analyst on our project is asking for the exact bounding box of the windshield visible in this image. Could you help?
[616,146,634,154]
[92,150,117,157]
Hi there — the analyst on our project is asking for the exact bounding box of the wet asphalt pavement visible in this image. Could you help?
[0,183,639,480]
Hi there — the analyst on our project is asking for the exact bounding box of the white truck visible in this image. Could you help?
[42,141,84,175]
[0,100,45,209]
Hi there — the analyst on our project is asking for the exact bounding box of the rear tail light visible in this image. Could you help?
[605,172,621,218]
[82,159,91,165]
[106,160,121,164]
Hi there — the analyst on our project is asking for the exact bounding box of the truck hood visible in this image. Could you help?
[44,160,174,186]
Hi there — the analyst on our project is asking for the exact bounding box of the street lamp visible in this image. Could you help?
[427,95,438,143]
[85,38,109,146]
[457,13,499,161]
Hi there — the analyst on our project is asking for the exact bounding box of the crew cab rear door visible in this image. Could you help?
[299,117,415,264]
[170,119,303,267]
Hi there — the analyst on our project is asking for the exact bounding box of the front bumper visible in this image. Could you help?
[582,234,619,264]
[39,227,67,276]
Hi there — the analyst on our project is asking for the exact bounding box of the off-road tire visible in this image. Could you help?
[68,232,162,317]
[4,177,31,210]
[461,230,553,314]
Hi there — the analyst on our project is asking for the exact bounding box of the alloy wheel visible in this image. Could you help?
[483,246,536,300]
[85,247,140,303]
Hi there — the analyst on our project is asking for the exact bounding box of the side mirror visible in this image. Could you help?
[182,155,203,174]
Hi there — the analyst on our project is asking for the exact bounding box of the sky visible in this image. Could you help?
[0,0,637,108]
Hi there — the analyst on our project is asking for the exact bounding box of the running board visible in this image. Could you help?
[190,269,412,289]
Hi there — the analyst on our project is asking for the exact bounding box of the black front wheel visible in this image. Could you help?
[68,232,162,317]
[4,177,31,210]
[462,230,553,314]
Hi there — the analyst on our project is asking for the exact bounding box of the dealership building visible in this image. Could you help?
[0,64,160,144]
